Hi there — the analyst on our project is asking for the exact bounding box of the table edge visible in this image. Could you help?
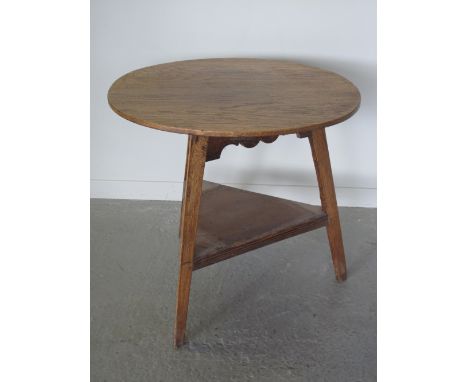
[108,97,361,138]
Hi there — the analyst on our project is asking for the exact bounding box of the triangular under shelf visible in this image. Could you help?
[193,181,328,270]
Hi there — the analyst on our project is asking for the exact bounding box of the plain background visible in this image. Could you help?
[3,1,468,381]
[91,0,376,207]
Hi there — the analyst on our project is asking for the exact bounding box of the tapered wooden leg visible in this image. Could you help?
[179,137,191,238]
[308,128,347,282]
[174,135,208,348]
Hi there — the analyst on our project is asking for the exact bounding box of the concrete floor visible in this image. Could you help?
[91,199,376,382]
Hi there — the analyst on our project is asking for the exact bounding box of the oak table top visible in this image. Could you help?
[108,58,360,138]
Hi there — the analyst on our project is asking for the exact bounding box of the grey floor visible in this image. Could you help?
[91,199,376,382]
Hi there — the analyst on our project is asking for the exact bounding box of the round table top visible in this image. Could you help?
[108,58,360,138]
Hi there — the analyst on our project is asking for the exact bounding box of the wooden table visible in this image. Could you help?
[108,58,360,347]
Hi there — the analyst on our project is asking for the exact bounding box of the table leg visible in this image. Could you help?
[308,128,347,282]
[179,136,191,238]
[174,135,208,348]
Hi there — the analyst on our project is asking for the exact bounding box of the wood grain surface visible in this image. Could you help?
[108,58,360,138]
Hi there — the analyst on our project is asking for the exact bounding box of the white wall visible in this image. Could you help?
[91,0,376,207]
